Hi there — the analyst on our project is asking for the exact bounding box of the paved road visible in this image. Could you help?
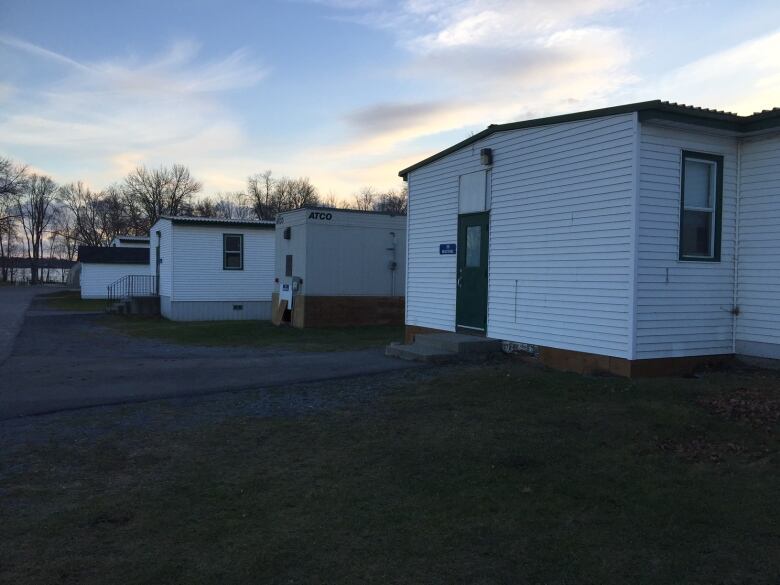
[0,286,55,364]
[1,296,419,419]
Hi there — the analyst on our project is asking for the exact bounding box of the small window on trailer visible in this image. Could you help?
[223,234,244,270]
[679,151,723,262]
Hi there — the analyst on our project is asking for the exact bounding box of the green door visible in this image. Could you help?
[456,212,489,333]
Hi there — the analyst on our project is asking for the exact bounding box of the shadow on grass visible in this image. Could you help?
[1,362,778,584]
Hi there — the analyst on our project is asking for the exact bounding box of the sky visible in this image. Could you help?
[1,0,780,202]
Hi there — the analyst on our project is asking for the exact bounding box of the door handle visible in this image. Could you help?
[457,277,462,288]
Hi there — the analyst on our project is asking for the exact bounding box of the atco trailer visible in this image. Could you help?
[272,207,407,328]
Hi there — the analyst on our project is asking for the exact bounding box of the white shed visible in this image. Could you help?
[149,216,276,321]
[77,246,151,299]
[399,100,780,376]
[273,207,406,327]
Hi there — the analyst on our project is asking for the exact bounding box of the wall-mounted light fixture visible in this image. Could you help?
[480,148,493,166]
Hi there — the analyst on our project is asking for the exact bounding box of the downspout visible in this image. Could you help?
[628,112,641,362]
[388,231,397,296]
[732,139,742,354]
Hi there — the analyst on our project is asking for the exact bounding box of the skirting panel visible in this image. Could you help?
[403,325,733,378]
[161,298,271,321]
[290,295,404,328]
[736,339,780,360]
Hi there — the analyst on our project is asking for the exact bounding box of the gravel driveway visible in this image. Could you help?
[0,295,420,419]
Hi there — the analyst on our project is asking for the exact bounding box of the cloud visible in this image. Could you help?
[0,34,92,72]
[314,0,636,162]
[403,0,629,51]
[656,28,780,115]
[0,37,268,192]
[346,100,455,134]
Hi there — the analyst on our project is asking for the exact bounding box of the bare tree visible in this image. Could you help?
[16,174,58,284]
[0,157,28,215]
[286,177,319,210]
[193,198,218,218]
[352,186,376,211]
[248,172,321,219]
[123,164,202,229]
[60,182,112,246]
[50,207,78,262]
[0,159,27,281]
[321,191,341,209]
[247,170,276,219]
[373,185,408,215]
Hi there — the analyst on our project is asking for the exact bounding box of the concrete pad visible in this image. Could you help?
[414,333,502,354]
[385,342,457,364]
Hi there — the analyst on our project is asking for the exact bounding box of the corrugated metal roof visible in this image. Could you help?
[280,206,405,218]
[160,215,275,229]
[399,99,780,178]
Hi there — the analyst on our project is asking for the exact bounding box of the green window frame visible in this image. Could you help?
[679,150,723,262]
[223,233,244,270]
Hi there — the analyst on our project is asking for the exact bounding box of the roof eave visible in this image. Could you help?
[398,100,780,178]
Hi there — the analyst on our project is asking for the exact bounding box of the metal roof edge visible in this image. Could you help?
[161,215,276,229]
[398,100,780,178]
[279,206,406,218]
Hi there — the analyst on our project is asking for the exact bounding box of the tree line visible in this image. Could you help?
[0,157,407,284]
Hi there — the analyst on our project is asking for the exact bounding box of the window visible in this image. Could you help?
[679,151,723,261]
[223,234,243,270]
[466,225,481,267]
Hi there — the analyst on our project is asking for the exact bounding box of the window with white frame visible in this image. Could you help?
[223,234,244,270]
[679,151,723,261]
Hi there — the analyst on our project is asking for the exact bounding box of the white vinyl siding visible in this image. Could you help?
[171,224,275,302]
[488,114,635,357]
[736,134,780,351]
[405,150,469,333]
[406,113,636,356]
[635,124,737,358]
[80,263,150,299]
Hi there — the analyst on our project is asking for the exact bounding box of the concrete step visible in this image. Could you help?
[414,333,502,354]
[385,342,457,364]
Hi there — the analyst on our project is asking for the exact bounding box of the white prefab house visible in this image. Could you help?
[399,100,780,376]
[273,207,407,327]
[149,216,276,321]
[77,246,151,299]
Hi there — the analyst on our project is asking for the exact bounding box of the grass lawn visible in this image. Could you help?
[1,361,779,584]
[106,316,404,352]
[43,290,106,312]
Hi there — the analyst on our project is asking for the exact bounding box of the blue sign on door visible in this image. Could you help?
[440,243,457,255]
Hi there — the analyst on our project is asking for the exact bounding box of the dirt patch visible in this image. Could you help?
[700,387,780,430]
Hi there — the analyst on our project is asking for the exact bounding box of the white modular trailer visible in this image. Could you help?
[399,100,780,376]
[77,246,151,299]
[149,216,276,321]
[273,207,407,327]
